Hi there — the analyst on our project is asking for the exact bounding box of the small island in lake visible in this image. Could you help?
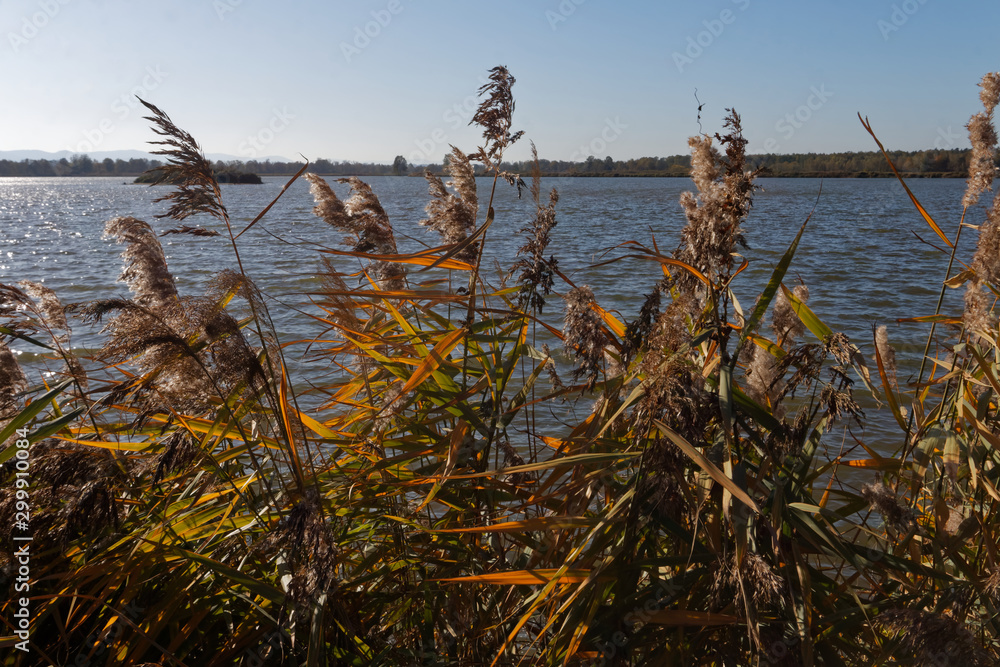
[134,170,262,184]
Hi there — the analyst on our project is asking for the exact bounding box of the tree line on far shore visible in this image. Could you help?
[0,147,979,179]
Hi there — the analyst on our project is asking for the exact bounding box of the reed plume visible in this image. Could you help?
[963,73,1000,209]
[139,98,228,223]
[0,338,26,424]
[772,284,808,346]
[961,74,1000,334]
[105,216,179,309]
[84,217,266,413]
[875,610,991,666]
[0,282,89,394]
[875,324,898,389]
[674,109,760,297]
[21,281,89,390]
[470,65,524,173]
[965,186,1000,334]
[510,142,560,313]
[421,146,479,262]
[745,345,783,417]
[563,286,606,389]
[861,480,913,530]
[305,173,405,290]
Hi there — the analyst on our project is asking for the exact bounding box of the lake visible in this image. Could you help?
[0,175,979,453]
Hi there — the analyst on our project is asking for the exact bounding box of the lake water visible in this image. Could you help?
[0,175,980,454]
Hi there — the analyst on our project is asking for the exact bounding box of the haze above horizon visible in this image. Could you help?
[3,0,999,165]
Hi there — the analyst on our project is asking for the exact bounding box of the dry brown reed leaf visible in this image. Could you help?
[139,98,228,222]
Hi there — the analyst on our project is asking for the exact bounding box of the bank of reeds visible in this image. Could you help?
[3,66,1000,666]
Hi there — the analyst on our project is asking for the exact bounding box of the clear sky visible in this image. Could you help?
[3,0,999,165]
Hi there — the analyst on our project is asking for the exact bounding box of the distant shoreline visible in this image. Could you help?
[0,171,968,179]
[0,148,977,180]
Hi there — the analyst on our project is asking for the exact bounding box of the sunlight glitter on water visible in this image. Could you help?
[0,175,976,464]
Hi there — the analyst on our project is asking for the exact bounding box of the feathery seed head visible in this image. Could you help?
[306,174,405,290]
[139,98,227,222]
[875,324,898,385]
[963,112,998,209]
[862,481,913,530]
[674,110,759,293]
[980,72,1000,114]
[510,143,560,313]
[19,281,88,390]
[563,286,606,389]
[772,285,808,346]
[19,281,69,335]
[964,200,1000,335]
[876,609,991,666]
[305,173,351,238]
[746,346,784,419]
[421,147,479,261]
[470,66,524,170]
[104,216,179,309]
[0,339,27,422]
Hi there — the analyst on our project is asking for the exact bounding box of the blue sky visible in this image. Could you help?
[2,0,999,164]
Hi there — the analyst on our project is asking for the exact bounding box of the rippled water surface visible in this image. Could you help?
[0,175,977,453]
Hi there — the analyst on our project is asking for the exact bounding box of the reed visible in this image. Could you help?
[2,68,1000,667]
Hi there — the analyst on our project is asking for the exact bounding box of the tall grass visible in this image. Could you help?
[3,66,1000,666]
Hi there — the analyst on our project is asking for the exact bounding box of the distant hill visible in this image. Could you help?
[0,149,292,163]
